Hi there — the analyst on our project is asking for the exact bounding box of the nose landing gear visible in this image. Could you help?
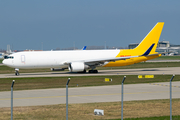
[15,68,19,76]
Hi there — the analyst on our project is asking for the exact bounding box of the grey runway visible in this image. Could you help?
[0,67,180,78]
[1,81,180,107]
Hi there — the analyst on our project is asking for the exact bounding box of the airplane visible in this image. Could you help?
[3,22,164,76]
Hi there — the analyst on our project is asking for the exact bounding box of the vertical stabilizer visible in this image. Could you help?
[134,22,164,54]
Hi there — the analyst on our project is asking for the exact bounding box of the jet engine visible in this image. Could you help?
[68,62,88,72]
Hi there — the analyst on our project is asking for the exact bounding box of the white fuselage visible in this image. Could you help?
[3,50,120,69]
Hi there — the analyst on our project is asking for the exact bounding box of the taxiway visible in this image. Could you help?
[0,67,179,78]
[0,81,180,107]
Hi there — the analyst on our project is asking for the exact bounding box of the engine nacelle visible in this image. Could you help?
[68,62,88,72]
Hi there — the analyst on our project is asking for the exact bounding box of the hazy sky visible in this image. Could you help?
[0,1,180,50]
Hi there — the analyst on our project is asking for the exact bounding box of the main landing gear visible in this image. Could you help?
[15,68,19,76]
[78,69,98,73]
[77,70,87,73]
[88,70,98,73]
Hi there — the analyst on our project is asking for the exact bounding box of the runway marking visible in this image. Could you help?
[1,90,180,101]
[148,83,180,88]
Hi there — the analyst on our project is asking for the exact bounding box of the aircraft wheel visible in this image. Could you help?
[88,70,93,73]
[94,70,98,73]
[15,71,19,76]
[89,70,98,73]
[83,70,86,73]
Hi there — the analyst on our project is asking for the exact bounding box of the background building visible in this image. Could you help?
[128,43,139,49]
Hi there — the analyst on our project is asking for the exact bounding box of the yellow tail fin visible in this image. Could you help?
[106,22,164,67]
[134,22,164,54]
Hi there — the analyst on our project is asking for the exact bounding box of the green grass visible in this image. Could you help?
[153,55,180,60]
[0,75,179,91]
[115,115,180,120]
[1,99,180,120]
[0,59,2,63]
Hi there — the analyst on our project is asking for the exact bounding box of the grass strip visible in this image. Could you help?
[153,55,180,60]
[0,75,180,91]
[0,99,180,120]
[0,59,3,63]
[118,115,180,120]
[126,116,180,120]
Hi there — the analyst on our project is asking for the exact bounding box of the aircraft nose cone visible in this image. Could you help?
[2,59,8,66]
[2,59,5,64]
[2,59,14,68]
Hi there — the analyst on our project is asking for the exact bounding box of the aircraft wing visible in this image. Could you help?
[84,56,139,66]
[63,55,138,66]
[84,56,138,63]
[144,53,160,56]
[63,43,156,66]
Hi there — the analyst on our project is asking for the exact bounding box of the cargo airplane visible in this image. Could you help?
[3,22,164,75]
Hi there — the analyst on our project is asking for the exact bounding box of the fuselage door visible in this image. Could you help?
[21,55,25,64]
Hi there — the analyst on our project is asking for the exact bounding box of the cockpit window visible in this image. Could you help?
[4,56,14,59]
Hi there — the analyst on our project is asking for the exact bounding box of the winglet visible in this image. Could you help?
[82,46,87,50]
[142,43,155,56]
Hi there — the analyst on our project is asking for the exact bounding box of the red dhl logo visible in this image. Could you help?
[120,55,131,57]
